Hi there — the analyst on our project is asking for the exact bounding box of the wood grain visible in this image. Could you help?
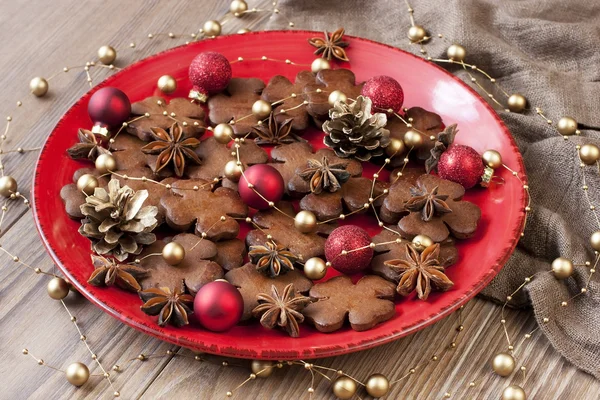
[0,1,597,399]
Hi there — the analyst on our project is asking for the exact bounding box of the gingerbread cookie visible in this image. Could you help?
[208,78,265,136]
[214,239,246,271]
[60,168,109,219]
[302,275,396,332]
[304,69,364,120]
[109,134,157,174]
[67,128,111,161]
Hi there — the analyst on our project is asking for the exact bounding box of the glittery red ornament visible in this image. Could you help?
[87,87,131,137]
[194,280,243,332]
[238,164,285,210]
[324,225,373,274]
[438,144,485,189]
[188,51,232,102]
[361,75,404,112]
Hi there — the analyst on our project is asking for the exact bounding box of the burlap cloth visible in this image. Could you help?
[266,0,600,378]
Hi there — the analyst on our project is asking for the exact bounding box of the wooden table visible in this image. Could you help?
[0,1,597,398]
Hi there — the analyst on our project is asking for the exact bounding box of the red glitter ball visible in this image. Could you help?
[438,144,485,189]
[188,51,232,102]
[361,75,404,112]
[324,225,373,274]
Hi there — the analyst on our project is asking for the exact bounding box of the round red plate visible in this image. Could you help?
[32,31,526,360]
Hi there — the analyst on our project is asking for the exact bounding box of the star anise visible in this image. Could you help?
[252,283,313,337]
[249,241,299,278]
[298,156,351,194]
[405,183,452,222]
[308,28,350,62]
[139,286,194,327]
[252,112,295,145]
[87,255,149,292]
[384,244,453,300]
[141,122,201,177]
[67,128,111,161]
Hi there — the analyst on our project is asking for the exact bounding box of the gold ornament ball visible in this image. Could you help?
[30,77,49,97]
[492,352,515,377]
[412,234,434,251]
[47,277,70,300]
[502,385,527,400]
[447,44,466,62]
[482,150,503,169]
[386,137,405,157]
[66,362,90,387]
[77,174,99,195]
[403,130,423,148]
[97,45,117,65]
[157,75,177,94]
[224,160,243,182]
[250,360,274,378]
[237,28,251,34]
[0,175,18,197]
[557,116,578,136]
[213,123,234,144]
[162,242,186,266]
[408,25,427,43]
[311,58,331,73]
[252,100,272,119]
[328,90,347,106]
[230,0,248,15]
[303,257,328,280]
[294,210,317,233]
[507,94,527,113]
[332,376,357,400]
[579,144,600,165]
[591,231,600,251]
[95,153,117,174]
[551,257,573,279]
[203,20,222,37]
[365,373,390,398]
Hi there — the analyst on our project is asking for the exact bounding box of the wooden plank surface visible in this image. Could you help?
[0,1,597,399]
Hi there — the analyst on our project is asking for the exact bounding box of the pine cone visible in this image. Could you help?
[79,179,158,261]
[322,96,391,161]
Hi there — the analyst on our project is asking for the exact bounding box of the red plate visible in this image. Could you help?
[32,31,526,360]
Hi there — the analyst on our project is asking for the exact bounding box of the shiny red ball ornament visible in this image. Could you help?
[87,87,131,137]
[324,225,373,274]
[188,51,232,103]
[361,75,404,112]
[238,164,285,210]
[438,144,485,189]
[194,280,243,332]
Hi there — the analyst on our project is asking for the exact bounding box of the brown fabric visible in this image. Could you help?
[267,0,600,378]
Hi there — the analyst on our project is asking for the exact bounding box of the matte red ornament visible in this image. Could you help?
[324,225,373,274]
[194,280,244,332]
[188,51,232,102]
[438,144,485,189]
[87,87,131,137]
[238,164,285,210]
[361,75,404,112]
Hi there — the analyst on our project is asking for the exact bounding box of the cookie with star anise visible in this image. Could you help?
[142,123,201,177]
[60,168,109,219]
[253,283,313,337]
[304,69,364,121]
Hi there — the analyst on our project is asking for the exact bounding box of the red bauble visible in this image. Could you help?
[87,87,131,134]
[238,164,285,210]
[188,51,232,102]
[438,144,484,189]
[324,225,373,274]
[361,75,404,112]
[194,280,244,332]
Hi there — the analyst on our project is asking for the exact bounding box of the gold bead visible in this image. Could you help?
[403,130,423,148]
[203,20,222,37]
[507,94,527,113]
[213,123,234,144]
[157,75,177,94]
[66,362,90,386]
[0,175,17,197]
[47,277,70,300]
[250,360,273,378]
[303,257,328,280]
[224,160,243,182]
[251,100,272,119]
[412,234,433,251]
[386,138,405,157]
[97,45,117,65]
[447,44,466,62]
[579,144,600,165]
[332,376,357,400]
[492,353,515,377]
[551,257,573,279]
[502,385,527,400]
[294,210,317,233]
[95,154,117,174]
[238,28,251,34]
[77,174,99,195]
[365,373,390,398]
[328,90,347,106]
[114,391,120,397]
[230,0,248,14]
[407,25,427,42]
[311,58,331,73]
[482,150,502,169]
[591,231,600,251]
[557,116,577,136]
[162,242,186,265]
[30,77,49,97]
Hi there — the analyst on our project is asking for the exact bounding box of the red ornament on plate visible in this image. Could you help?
[188,51,232,103]
[361,75,404,112]
[87,87,131,137]
[194,280,244,332]
[438,144,485,189]
[238,164,285,210]
[325,225,373,274]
